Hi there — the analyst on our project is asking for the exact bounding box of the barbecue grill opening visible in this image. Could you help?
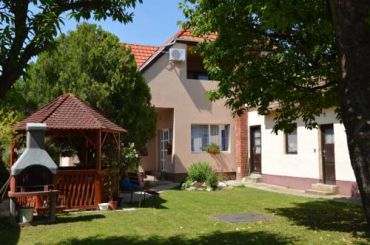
[15,165,53,192]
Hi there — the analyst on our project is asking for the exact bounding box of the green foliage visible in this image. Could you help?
[0,109,22,168]
[204,143,220,154]
[181,0,340,133]
[121,143,140,171]
[187,162,218,189]
[7,23,156,150]
[205,171,218,189]
[0,109,22,186]
[0,0,142,97]
[182,178,194,189]
[102,142,140,199]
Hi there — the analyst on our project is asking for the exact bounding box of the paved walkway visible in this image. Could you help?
[224,180,362,205]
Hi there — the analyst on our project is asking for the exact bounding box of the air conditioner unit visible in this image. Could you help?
[169,48,186,62]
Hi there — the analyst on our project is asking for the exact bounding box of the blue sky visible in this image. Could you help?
[60,0,185,46]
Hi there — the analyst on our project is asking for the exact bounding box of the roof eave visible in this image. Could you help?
[139,37,213,72]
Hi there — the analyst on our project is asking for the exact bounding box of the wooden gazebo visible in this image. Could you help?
[10,93,126,210]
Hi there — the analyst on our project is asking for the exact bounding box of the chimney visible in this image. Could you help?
[11,123,57,176]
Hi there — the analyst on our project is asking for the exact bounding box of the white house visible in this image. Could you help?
[126,29,358,196]
[246,108,358,196]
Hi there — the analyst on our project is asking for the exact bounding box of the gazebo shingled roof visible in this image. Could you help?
[15,93,125,133]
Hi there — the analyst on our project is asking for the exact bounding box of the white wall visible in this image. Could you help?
[248,109,356,182]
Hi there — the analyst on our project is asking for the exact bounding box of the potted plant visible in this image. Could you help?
[60,145,78,157]
[204,143,220,154]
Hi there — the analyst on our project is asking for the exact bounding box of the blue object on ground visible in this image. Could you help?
[120,177,140,190]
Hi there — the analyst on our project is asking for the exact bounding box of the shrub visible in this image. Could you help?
[187,162,219,189]
[187,162,213,183]
[182,178,194,189]
[121,143,140,171]
[206,171,218,189]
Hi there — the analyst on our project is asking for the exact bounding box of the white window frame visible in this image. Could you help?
[285,126,298,154]
[191,124,230,153]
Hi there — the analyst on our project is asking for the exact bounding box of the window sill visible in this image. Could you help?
[191,151,230,154]
[285,152,298,155]
[187,78,218,82]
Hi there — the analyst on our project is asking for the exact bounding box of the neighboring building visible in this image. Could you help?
[127,29,357,196]
[126,30,237,181]
[247,108,358,196]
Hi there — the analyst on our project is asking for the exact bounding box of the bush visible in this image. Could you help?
[187,162,213,183]
[187,162,219,189]
[182,178,194,189]
[206,171,218,189]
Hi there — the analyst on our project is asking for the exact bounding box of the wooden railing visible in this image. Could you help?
[55,169,102,210]
[9,190,59,215]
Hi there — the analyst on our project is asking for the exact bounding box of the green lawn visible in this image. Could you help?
[0,187,369,244]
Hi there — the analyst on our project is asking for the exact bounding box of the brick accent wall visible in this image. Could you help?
[234,112,248,180]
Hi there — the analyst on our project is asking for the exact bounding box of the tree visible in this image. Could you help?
[0,109,21,186]
[0,0,141,98]
[6,23,156,151]
[182,0,370,225]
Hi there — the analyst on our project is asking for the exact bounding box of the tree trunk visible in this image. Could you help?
[332,0,370,226]
[0,69,23,98]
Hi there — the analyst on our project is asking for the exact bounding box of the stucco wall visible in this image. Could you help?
[141,43,235,174]
[248,109,356,182]
[140,108,174,172]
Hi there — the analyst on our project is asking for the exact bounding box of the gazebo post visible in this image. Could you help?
[9,143,16,225]
[94,130,102,208]
[118,133,121,162]
[9,143,16,193]
[84,138,88,166]
[97,130,102,171]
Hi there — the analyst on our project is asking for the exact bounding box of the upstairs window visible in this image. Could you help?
[187,46,210,80]
[285,126,297,154]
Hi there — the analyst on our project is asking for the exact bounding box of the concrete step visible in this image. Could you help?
[244,174,262,183]
[305,189,336,196]
[144,175,158,181]
[311,183,337,193]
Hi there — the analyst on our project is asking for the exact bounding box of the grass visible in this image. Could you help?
[0,186,369,244]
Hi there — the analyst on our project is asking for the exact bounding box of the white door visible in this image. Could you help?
[160,129,170,171]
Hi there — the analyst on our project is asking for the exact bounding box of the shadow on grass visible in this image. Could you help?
[0,217,20,245]
[57,230,295,245]
[56,213,105,224]
[266,200,369,236]
[123,196,168,209]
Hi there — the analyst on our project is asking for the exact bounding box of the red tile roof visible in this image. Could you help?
[15,93,125,132]
[125,44,159,68]
[175,29,217,42]
[124,29,217,69]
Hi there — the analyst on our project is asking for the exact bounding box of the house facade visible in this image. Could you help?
[246,108,358,196]
[127,30,357,196]
[127,30,236,181]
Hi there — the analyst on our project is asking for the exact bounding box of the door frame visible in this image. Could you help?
[159,128,170,171]
[249,125,262,174]
[320,124,336,184]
